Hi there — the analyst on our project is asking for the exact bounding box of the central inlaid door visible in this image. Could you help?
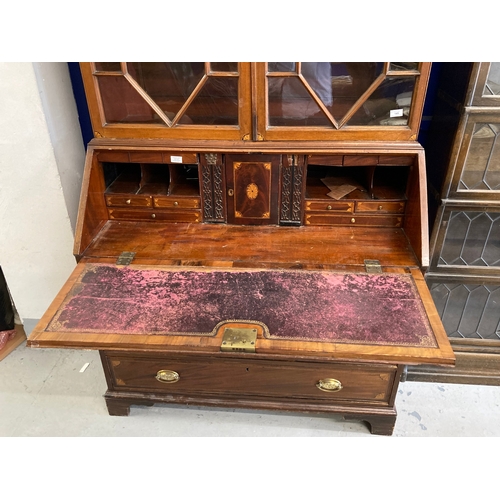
[225,155,281,225]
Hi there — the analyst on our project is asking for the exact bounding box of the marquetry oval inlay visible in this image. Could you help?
[246,183,259,200]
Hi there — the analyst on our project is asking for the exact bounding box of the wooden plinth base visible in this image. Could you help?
[103,390,397,436]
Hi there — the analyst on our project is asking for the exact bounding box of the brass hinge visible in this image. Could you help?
[364,259,382,273]
[116,251,136,266]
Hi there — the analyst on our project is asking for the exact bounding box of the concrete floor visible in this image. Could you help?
[1,323,499,437]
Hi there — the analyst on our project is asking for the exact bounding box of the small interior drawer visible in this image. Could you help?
[162,152,198,164]
[356,201,405,213]
[153,197,201,209]
[304,201,354,212]
[108,208,201,223]
[105,195,153,208]
[305,214,403,227]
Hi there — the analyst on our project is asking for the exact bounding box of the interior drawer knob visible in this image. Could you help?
[156,370,180,384]
[378,205,383,210]
[316,378,343,392]
[351,218,356,223]
[173,201,179,206]
[327,205,332,210]
[126,199,131,204]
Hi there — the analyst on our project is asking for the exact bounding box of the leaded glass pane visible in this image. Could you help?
[438,211,500,267]
[483,62,500,96]
[430,283,500,340]
[460,123,500,191]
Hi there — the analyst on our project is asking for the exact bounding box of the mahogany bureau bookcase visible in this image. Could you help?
[28,62,455,435]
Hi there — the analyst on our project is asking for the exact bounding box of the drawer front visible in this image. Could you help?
[343,155,378,166]
[105,195,153,208]
[108,208,201,223]
[378,155,414,166]
[307,154,343,166]
[356,201,405,214]
[304,213,403,227]
[304,201,354,212]
[105,353,397,403]
[153,197,201,209]
[162,152,198,164]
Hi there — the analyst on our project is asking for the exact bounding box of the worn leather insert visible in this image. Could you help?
[47,264,437,347]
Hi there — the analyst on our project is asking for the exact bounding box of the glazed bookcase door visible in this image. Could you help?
[429,204,500,277]
[255,62,431,141]
[80,62,252,140]
[470,63,500,107]
[427,275,500,343]
[447,113,500,200]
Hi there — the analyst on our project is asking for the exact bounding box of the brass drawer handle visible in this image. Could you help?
[156,370,180,384]
[316,378,343,392]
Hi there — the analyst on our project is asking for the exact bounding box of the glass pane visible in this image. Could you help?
[439,211,500,267]
[268,63,296,73]
[295,62,385,122]
[483,62,500,96]
[95,62,121,72]
[460,123,500,190]
[181,77,238,125]
[128,62,206,121]
[210,62,238,72]
[389,62,419,71]
[97,76,162,124]
[348,76,416,126]
[430,283,500,340]
[268,76,331,126]
[267,63,401,127]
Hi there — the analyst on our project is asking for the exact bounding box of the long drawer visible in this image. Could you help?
[102,352,398,404]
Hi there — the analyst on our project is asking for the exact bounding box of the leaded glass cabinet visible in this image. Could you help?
[409,62,500,385]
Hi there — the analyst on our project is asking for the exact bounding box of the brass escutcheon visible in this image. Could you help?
[228,189,234,196]
[156,370,180,384]
[316,378,343,392]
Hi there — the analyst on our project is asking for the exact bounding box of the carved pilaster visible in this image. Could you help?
[201,154,225,222]
[280,155,303,225]
[291,161,304,222]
